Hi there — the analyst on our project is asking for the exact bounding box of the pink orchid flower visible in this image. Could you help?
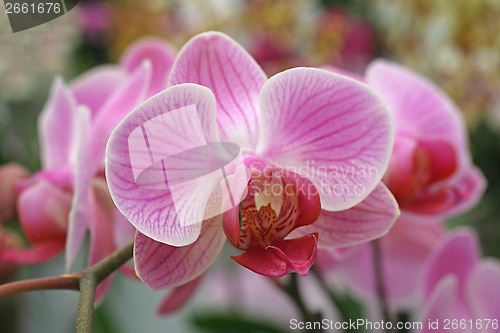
[2,38,175,279]
[106,32,399,296]
[321,59,486,311]
[365,60,486,217]
[421,230,500,333]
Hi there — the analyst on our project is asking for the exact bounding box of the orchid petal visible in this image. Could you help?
[114,211,136,248]
[283,169,322,229]
[134,218,225,290]
[157,275,204,315]
[232,233,318,277]
[222,206,240,248]
[66,106,92,270]
[257,68,393,211]
[106,84,222,246]
[88,180,116,266]
[17,180,70,244]
[365,60,468,163]
[418,138,458,184]
[379,216,445,307]
[170,32,267,150]
[466,260,500,320]
[120,38,176,97]
[422,277,469,332]
[383,135,419,199]
[439,166,486,217]
[293,183,398,248]
[424,229,480,298]
[38,77,78,169]
[88,60,151,175]
[70,65,126,117]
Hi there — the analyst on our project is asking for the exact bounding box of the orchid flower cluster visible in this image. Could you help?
[0,31,496,332]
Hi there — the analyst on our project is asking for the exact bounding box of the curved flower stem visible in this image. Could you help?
[76,241,134,333]
[372,239,392,331]
[0,242,134,333]
[0,274,81,297]
[274,273,324,333]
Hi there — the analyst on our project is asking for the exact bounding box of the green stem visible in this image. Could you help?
[310,267,351,333]
[274,274,324,333]
[75,274,97,333]
[372,239,392,332]
[76,242,134,333]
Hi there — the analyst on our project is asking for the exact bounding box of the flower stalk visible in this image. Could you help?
[0,242,134,333]
[274,273,324,333]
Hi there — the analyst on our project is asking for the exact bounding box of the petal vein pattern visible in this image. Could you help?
[257,68,394,212]
[106,84,249,246]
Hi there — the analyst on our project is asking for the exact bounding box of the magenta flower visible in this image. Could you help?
[366,60,486,217]
[106,32,398,293]
[421,230,500,332]
[3,39,175,277]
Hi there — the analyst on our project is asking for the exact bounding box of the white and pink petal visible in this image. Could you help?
[257,68,394,211]
[466,260,500,321]
[106,84,221,246]
[169,32,267,150]
[293,183,398,248]
[424,229,480,298]
[38,77,78,169]
[134,217,225,290]
[70,65,126,117]
[365,60,468,165]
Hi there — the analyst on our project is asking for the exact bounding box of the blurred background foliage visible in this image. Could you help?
[1,0,500,332]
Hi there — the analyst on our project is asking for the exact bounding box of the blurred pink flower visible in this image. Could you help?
[366,60,486,218]
[316,8,375,72]
[321,214,445,310]
[322,59,486,311]
[77,2,113,42]
[1,39,175,301]
[421,230,500,333]
[249,34,307,75]
[106,32,398,305]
